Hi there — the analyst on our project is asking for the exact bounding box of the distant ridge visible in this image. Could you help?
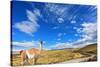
[78,43,97,52]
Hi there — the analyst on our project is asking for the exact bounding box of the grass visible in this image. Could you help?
[78,43,97,52]
[11,43,97,66]
[11,49,83,66]
[36,50,83,64]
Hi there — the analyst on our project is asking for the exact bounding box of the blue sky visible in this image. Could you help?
[11,1,97,51]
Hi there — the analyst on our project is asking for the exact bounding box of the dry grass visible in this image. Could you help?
[11,43,97,66]
[11,49,83,66]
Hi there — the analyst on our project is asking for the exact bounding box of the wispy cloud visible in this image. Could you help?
[45,3,71,21]
[12,40,39,51]
[12,41,35,48]
[57,17,64,23]
[52,22,97,49]
[14,9,41,36]
[57,32,66,37]
[51,42,74,49]
[33,8,42,17]
[45,3,70,17]
[52,40,96,50]
[45,3,97,23]
[14,21,39,36]
[72,22,97,47]
[76,28,83,33]
[73,22,97,41]
[12,2,97,50]
[81,22,97,41]
[70,20,76,24]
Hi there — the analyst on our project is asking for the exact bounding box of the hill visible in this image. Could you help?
[11,43,97,66]
[77,43,97,53]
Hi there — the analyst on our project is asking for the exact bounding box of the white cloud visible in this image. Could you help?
[57,18,64,23]
[52,39,96,49]
[12,41,40,51]
[26,10,37,22]
[14,9,41,36]
[81,22,97,41]
[82,23,97,34]
[12,40,48,51]
[12,41,38,48]
[71,20,76,24]
[73,27,83,34]
[45,3,71,19]
[33,8,42,17]
[76,28,83,33]
[71,22,97,47]
[51,42,74,49]
[71,40,96,48]
[52,22,97,49]
[45,4,59,14]
[14,21,39,36]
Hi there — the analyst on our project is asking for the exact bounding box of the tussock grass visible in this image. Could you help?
[11,44,97,66]
[11,49,83,66]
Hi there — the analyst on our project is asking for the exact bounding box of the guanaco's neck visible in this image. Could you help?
[39,41,43,51]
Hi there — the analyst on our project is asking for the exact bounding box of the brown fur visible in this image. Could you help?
[26,48,41,55]
[20,48,41,65]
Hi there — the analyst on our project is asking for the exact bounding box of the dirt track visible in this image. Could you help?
[59,55,96,63]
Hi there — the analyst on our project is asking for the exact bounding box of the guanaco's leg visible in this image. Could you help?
[33,56,38,65]
[21,52,27,65]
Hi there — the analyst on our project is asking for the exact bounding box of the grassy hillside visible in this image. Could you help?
[36,50,83,65]
[74,43,97,62]
[77,43,97,54]
[11,43,97,66]
[11,49,83,66]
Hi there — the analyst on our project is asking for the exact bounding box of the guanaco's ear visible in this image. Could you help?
[41,40,43,44]
[39,40,43,44]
